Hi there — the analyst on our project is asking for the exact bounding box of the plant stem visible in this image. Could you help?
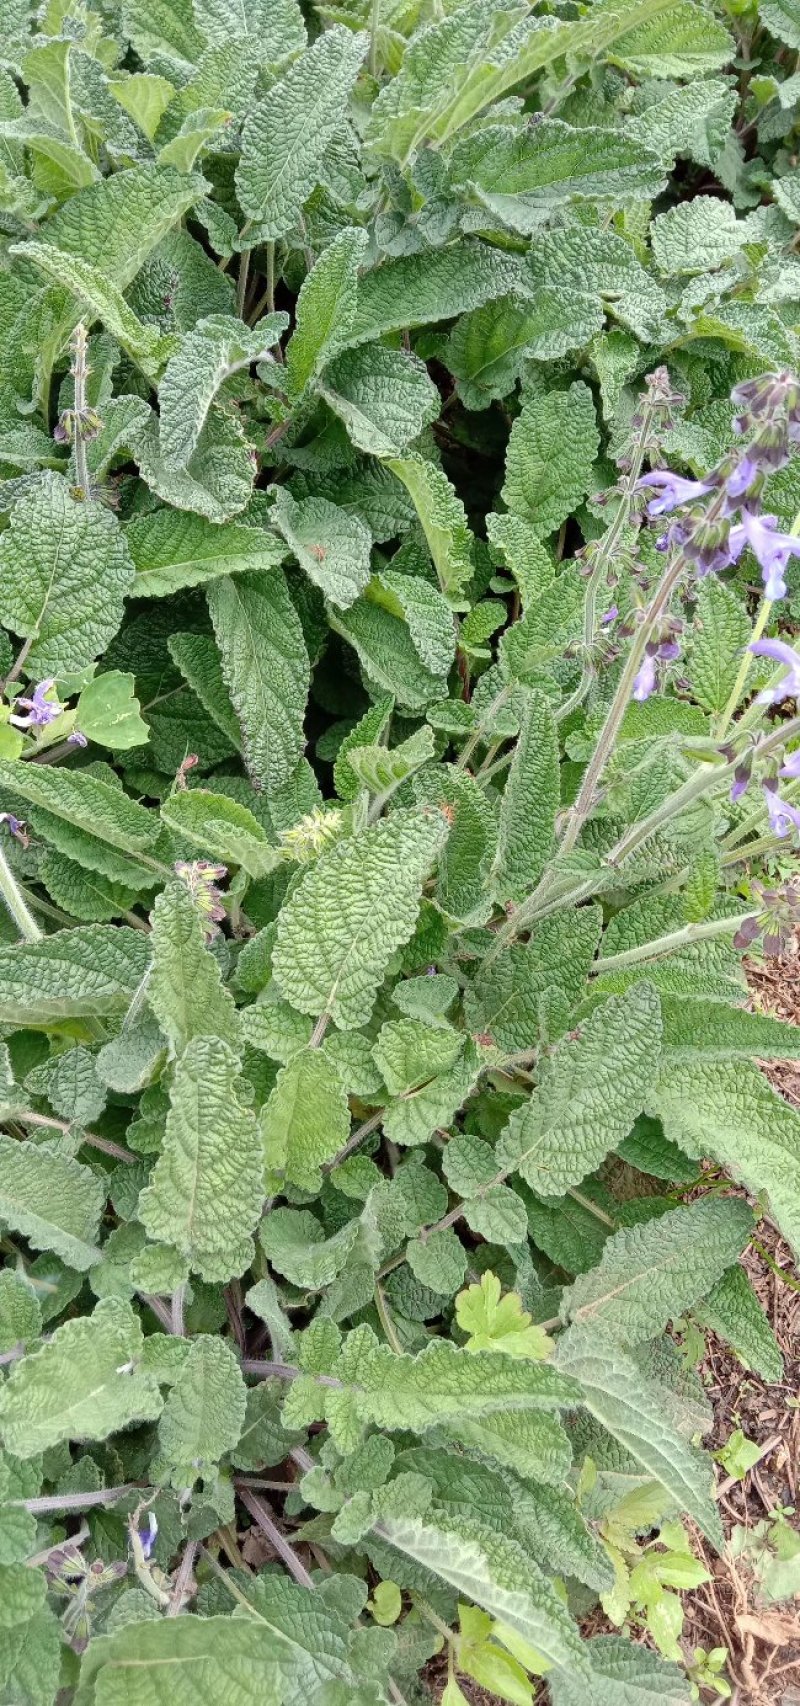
[559,547,690,858]
[591,911,756,975]
[13,1108,135,1164]
[323,1108,383,1172]
[454,684,512,771]
[237,248,250,320]
[266,240,275,315]
[0,844,41,941]
[374,1282,403,1353]
[71,322,92,501]
[369,0,380,76]
[12,1485,136,1513]
[237,1486,314,1589]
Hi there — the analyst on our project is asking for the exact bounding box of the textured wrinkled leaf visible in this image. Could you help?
[160,789,279,877]
[694,1265,783,1383]
[348,241,525,347]
[758,0,800,45]
[0,926,149,1023]
[450,120,665,233]
[492,692,558,902]
[447,292,603,410]
[373,1512,587,1677]
[465,909,603,1053]
[502,383,599,537]
[652,197,744,275]
[0,1139,103,1271]
[159,311,286,469]
[271,487,372,609]
[373,1018,464,1095]
[15,242,172,379]
[0,1298,162,1457]
[687,576,750,715]
[345,725,436,800]
[608,0,734,74]
[139,1036,262,1280]
[560,1197,753,1344]
[496,985,662,1193]
[273,810,446,1028]
[0,759,158,860]
[555,1326,721,1547]
[148,878,240,1056]
[0,1270,41,1354]
[661,993,800,1061]
[236,28,366,238]
[550,1635,692,1706]
[134,407,256,523]
[329,594,448,709]
[0,475,133,676]
[261,1207,363,1288]
[651,1060,800,1258]
[158,1335,246,1477]
[207,571,309,790]
[383,456,474,603]
[321,345,440,457]
[260,1048,351,1191]
[626,79,736,167]
[286,226,368,399]
[127,509,285,598]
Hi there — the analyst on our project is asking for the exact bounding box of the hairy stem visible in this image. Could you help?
[591,911,756,975]
[0,844,42,941]
[71,322,92,501]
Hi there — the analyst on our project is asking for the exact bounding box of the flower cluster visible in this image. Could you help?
[5,678,87,745]
[638,370,800,604]
[174,860,228,937]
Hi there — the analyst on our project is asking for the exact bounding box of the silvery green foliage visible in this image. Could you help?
[0,0,798,1699]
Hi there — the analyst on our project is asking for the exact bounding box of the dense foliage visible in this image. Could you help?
[1,0,800,1701]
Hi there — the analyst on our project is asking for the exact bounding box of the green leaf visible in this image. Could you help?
[261,1207,364,1288]
[0,1269,41,1354]
[168,631,243,751]
[158,1335,246,1479]
[147,878,240,1056]
[502,383,599,537]
[607,0,734,75]
[549,1635,692,1705]
[139,1036,262,1281]
[554,1327,722,1548]
[450,120,665,234]
[492,693,558,902]
[126,509,285,598]
[524,226,666,341]
[133,407,256,523]
[260,1047,351,1191]
[686,577,750,715]
[344,725,436,800]
[347,241,526,347]
[694,1265,783,1383]
[496,985,662,1194]
[193,0,306,55]
[650,1060,800,1259]
[626,79,736,168]
[447,293,604,411]
[108,72,176,141]
[383,455,474,603]
[74,1601,352,1703]
[236,27,366,239]
[160,789,279,878]
[320,345,441,457]
[651,197,744,275]
[0,1298,162,1457]
[15,242,172,381]
[271,487,372,609]
[285,227,368,400]
[372,1512,587,1679]
[157,106,232,172]
[0,474,133,676]
[273,810,447,1028]
[559,1198,753,1345]
[159,311,286,469]
[0,926,150,1023]
[407,1226,467,1296]
[75,671,149,750]
[0,1138,103,1271]
[758,0,800,46]
[465,909,603,1053]
[456,1271,554,1360]
[373,1017,464,1095]
[0,759,159,861]
[206,571,310,791]
[661,994,800,1061]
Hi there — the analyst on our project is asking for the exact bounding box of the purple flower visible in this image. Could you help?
[726,454,760,503]
[68,729,88,748]
[728,511,800,601]
[656,639,681,662]
[600,606,618,625]
[780,748,800,779]
[763,780,800,839]
[138,1513,158,1560]
[0,812,28,846]
[8,680,61,730]
[637,470,713,517]
[749,637,800,705]
[731,765,750,803]
[632,653,657,702]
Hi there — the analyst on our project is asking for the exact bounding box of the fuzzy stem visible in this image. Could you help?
[369,0,380,76]
[591,912,756,975]
[237,1486,314,1589]
[71,322,92,501]
[0,844,41,941]
[236,248,250,320]
[13,1108,135,1164]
